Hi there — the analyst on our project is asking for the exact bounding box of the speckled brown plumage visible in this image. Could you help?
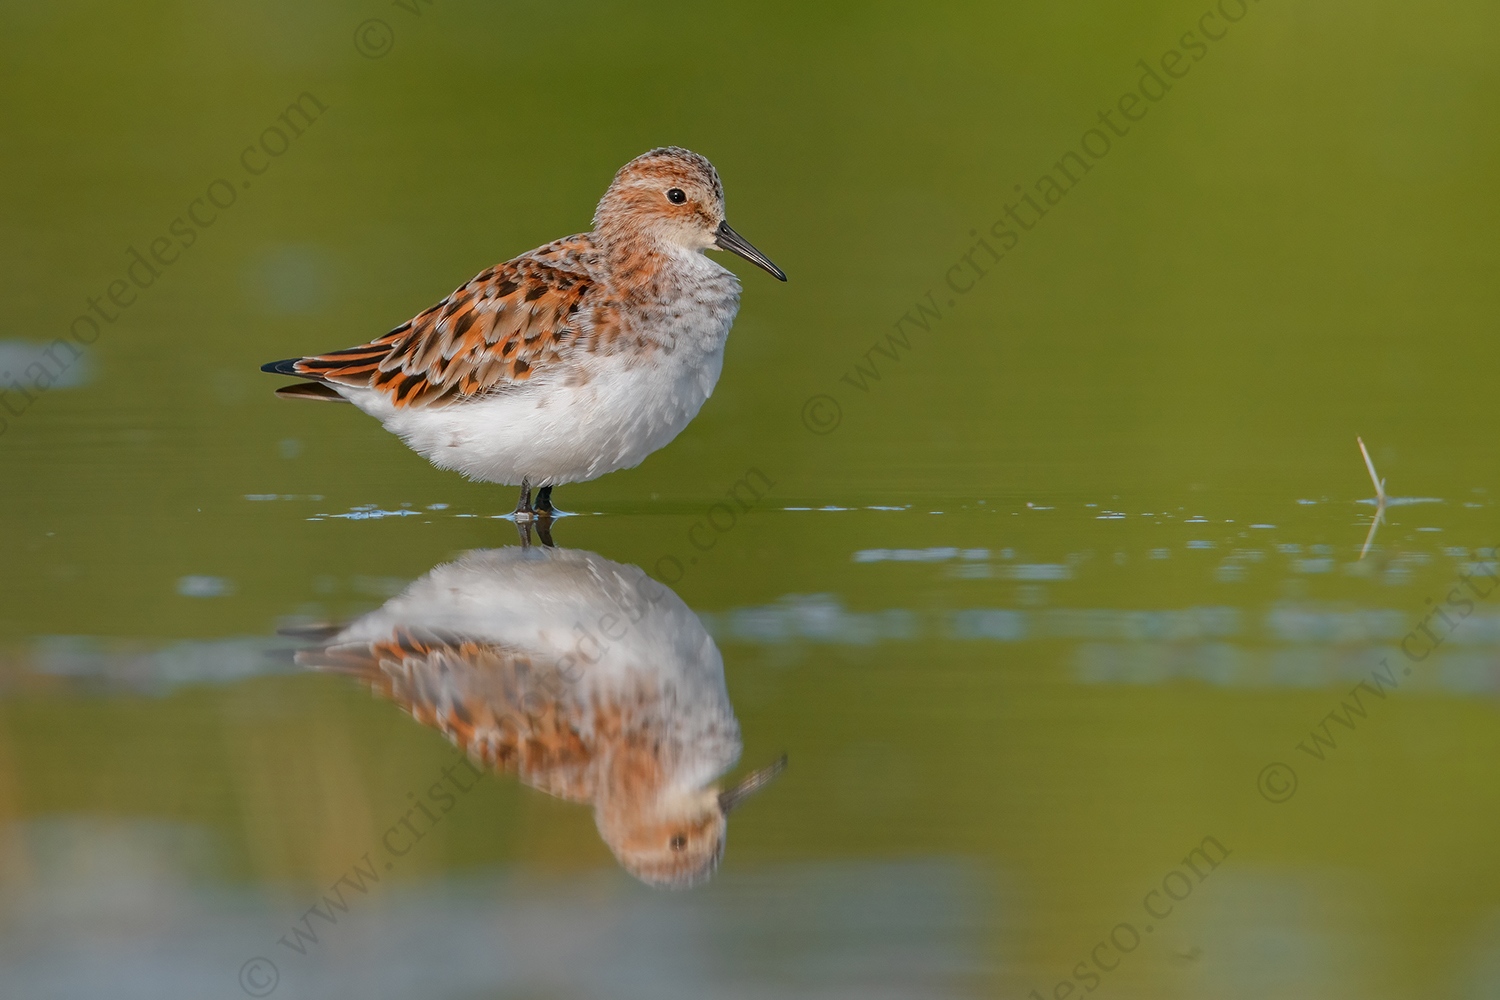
[291,236,626,409]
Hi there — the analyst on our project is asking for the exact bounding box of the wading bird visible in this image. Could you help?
[262,147,785,521]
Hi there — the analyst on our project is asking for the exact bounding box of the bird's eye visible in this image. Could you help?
[666,188,687,204]
[669,834,687,851]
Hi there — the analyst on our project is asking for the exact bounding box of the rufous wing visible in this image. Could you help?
[286,239,615,408]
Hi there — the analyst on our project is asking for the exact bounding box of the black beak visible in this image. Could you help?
[714,221,787,281]
[717,754,788,815]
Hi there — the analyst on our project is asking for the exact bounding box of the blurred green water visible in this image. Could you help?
[2,1,1499,996]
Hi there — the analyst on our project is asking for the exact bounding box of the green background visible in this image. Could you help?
[2,1,1498,996]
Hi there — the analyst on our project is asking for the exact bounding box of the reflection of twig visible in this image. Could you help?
[1360,503,1384,560]
[1357,436,1387,560]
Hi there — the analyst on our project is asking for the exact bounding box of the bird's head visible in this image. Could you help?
[593,146,786,281]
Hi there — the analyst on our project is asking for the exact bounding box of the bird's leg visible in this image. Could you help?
[513,518,534,548]
[513,477,534,522]
[532,485,556,546]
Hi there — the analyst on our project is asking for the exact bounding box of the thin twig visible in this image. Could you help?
[1357,436,1387,505]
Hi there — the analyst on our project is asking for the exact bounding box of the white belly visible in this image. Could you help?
[345,342,726,486]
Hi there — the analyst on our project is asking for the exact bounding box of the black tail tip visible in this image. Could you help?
[261,358,304,376]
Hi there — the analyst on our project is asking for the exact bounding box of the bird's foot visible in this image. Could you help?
[512,479,556,547]
[513,480,535,522]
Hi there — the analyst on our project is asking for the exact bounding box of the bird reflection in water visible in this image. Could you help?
[289,545,785,888]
